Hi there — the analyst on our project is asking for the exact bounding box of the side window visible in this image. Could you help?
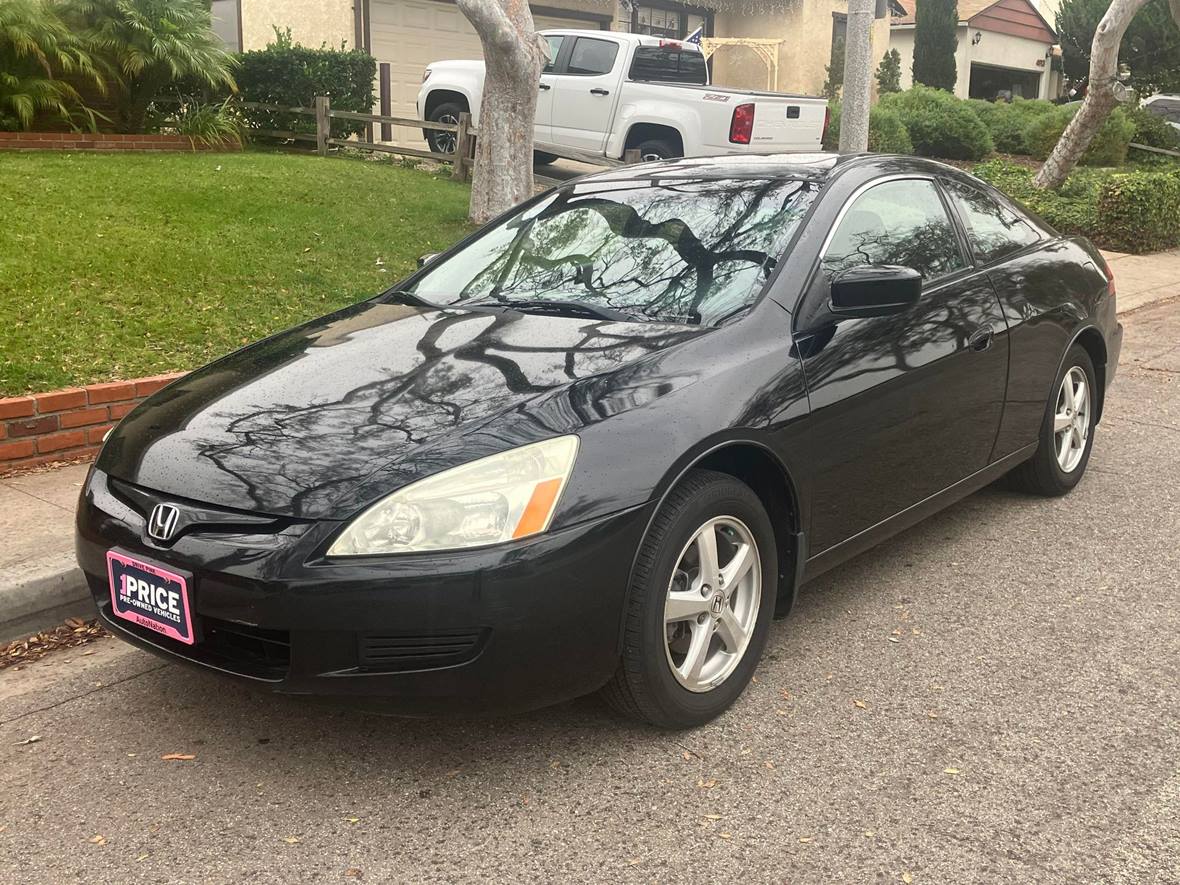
[565,38,619,76]
[543,35,563,74]
[822,179,966,282]
[946,180,1040,265]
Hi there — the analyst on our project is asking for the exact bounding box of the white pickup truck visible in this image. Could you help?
[417,30,829,164]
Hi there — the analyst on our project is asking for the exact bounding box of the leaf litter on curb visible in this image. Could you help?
[1,619,108,669]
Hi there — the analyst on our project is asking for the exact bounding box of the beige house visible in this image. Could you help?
[211,0,891,119]
[889,0,1063,100]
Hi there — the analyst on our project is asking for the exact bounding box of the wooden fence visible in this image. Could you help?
[240,96,478,182]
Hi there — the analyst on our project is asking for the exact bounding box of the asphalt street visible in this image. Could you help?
[1,298,1177,884]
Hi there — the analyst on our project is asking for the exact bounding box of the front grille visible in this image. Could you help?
[357,629,486,673]
[202,618,291,678]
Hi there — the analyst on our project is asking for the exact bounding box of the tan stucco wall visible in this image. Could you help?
[241,0,356,51]
[890,24,1052,98]
[712,0,891,98]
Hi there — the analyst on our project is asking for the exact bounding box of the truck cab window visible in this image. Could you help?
[566,38,619,76]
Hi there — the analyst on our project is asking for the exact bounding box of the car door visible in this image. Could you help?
[534,34,565,147]
[793,177,1010,555]
[548,35,622,153]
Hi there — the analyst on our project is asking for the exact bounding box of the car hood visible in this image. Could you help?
[98,299,705,520]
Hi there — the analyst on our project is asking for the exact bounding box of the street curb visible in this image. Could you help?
[0,552,92,645]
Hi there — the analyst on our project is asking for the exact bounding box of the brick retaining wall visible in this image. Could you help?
[0,373,186,475]
[0,132,240,152]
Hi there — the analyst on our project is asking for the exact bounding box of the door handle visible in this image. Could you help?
[538,83,551,90]
[590,87,610,96]
[968,326,994,352]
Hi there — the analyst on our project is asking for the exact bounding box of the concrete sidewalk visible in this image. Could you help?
[1,247,1178,642]
[0,463,91,642]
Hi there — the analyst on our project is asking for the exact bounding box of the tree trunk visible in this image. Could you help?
[1033,0,1149,189]
[455,0,546,225]
[838,0,876,152]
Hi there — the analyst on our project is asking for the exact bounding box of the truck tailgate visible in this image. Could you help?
[747,99,827,151]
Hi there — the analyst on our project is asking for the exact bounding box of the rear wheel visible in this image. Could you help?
[425,101,464,154]
[632,138,680,162]
[601,469,777,729]
[1008,344,1097,496]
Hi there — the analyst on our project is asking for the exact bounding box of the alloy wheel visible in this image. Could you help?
[663,516,761,693]
[433,113,458,153]
[1054,366,1090,473]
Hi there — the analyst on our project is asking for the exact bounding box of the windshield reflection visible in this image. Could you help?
[406,179,814,326]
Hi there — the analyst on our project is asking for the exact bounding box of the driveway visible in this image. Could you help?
[2,299,1177,884]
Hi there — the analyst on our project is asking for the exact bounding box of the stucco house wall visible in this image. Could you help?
[892,23,1052,98]
[712,0,891,97]
[239,0,356,51]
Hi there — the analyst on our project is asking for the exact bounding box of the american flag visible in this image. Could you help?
[685,26,703,46]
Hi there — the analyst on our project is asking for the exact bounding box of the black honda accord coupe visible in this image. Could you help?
[77,153,1122,728]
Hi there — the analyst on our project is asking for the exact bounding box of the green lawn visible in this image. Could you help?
[0,151,473,395]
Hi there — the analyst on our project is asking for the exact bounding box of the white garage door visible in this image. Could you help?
[369,0,604,122]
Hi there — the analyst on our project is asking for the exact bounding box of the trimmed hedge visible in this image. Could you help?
[1024,105,1136,166]
[880,85,993,160]
[967,97,1055,154]
[822,101,913,154]
[974,159,1180,253]
[236,30,375,138]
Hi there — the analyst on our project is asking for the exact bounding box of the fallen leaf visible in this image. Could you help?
[697,778,717,789]
[853,699,867,709]
[903,874,914,884]
[160,753,195,761]
[764,761,775,769]
[15,735,41,746]
[681,750,695,761]
[719,832,733,840]
[780,689,791,701]
[887,636,900,643]
[943,767,961,775]
[88,835,107,845]
[775,709,788,716]
[136,853,149,861]
[444,768,462,778]
[703,814,723,821]
[343,817,360,824]
[799,836,813,844]
[302,246,311,253]
[282,836,301,845]
[627,859,641,866]
[345,868,362,879]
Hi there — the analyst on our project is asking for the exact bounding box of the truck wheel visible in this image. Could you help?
[533,151,559,166]
[425,102,464,154]
[631,138,680,162]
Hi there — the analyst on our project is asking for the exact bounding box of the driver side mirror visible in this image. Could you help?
[417,253,441,268]
[829,265,921,319]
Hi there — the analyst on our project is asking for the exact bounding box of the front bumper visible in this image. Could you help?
[76,469,651,714]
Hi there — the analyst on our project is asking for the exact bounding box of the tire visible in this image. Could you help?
[533,151,559,166]
[601,469,777,729]
[1008,344,1097,496]
[425,101,465,155]
[631,138,680,162]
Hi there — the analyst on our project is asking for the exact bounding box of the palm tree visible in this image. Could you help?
[0,0,103,130]
[61,0,236,133]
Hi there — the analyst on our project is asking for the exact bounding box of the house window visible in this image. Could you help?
[210,0,241,52]
[632,4,710,41]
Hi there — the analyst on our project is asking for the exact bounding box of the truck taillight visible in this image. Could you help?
[729,103,755,145]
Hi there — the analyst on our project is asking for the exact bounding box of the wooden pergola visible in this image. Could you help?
[699,37,786,91]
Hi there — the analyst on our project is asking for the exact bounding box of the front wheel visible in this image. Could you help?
[1008,344,1097,496]
[601,469,777,729]
[425,101,464,154]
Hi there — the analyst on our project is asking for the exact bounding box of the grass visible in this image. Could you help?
[0,151,473,395]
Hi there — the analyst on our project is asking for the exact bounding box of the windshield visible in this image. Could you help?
[404,178,814,326]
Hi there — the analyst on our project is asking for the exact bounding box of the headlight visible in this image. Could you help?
[328,436,579,556]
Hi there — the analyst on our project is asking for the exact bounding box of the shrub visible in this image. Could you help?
[60,0,236,134]
[974,158,1180,253]
[1125,104,1180,166]
[169,98,243,147]
[875,48,902,94]
[967,97,1055,154]
[1024,105,1136,166]
[880,86,993,160]
[1097,170,1180,252]
[236,28,376,139]
[822,102,913,154]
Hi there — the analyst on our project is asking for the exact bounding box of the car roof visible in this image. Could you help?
[569,152,959,185]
